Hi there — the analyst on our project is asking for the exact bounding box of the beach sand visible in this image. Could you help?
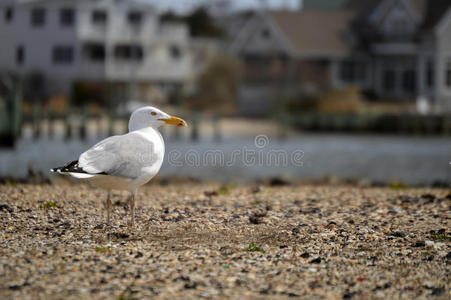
[0,182,449,299]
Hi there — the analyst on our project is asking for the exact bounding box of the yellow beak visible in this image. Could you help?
[159,116,188,127]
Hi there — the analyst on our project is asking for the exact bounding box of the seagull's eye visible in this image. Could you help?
[150,111,157,116]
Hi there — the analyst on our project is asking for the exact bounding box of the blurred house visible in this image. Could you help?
[229,0,451,115]
[0,0,193,105]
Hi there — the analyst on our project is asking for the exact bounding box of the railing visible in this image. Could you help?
[285,113,451,135]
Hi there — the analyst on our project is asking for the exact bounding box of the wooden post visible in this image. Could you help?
[213,115,221,143]
[191,119,199,142]
[32,100,41,140]
[79,111,87,141]
[108,115,115,137]
[65,121,72,141]
[48,114,55,139]
[96,116,103,139]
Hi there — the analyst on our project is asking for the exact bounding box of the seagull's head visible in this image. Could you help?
[129,106,188,131]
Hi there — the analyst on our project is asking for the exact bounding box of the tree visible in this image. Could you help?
[160,8,224,38]
[188,53,242,115]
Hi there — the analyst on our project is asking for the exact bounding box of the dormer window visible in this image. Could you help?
[128,11,142,25]
[391,19,408,39]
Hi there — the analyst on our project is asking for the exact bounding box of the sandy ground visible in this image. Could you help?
[0,182,449,299]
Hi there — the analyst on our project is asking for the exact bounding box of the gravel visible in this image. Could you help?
[0,182,450,299]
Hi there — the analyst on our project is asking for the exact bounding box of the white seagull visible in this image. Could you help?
[51,106,187,227]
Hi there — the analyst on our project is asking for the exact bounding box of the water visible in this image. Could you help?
[1,134,450,185]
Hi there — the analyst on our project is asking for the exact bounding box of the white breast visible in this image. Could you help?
[131,127,165,186]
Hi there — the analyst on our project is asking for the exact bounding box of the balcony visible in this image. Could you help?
[371,42,418,55]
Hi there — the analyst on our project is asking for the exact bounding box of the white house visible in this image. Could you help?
[0,0,193,103]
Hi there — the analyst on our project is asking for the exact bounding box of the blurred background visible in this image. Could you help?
[0,0,450,186]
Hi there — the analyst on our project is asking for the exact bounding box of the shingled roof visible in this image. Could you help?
[269,10,355,58]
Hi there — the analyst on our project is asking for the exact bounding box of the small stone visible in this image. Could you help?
[94,224,105,229]
[421,194,436,202]
[249,215,261,224]
[431,287,444,296]
[414,241,425,247]
[425,240,435,246]
[108,232,129,239]
[267,177,290,186]
[250,186,262,194]
[204,191,218,197]
[390,231,407,238]
[309,257,321,264]
[343,291,356,299]
[184,282,198,289]
[0,203,13,213]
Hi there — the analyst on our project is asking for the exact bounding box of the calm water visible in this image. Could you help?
[1,134,450,185]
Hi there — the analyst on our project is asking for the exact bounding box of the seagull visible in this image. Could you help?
[51,106,187,227]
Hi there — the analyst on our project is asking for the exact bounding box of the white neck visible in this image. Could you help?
[128,117,162,132]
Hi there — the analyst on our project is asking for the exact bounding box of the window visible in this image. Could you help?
[128,11,142,25]
[83,43,105,62]
[16,45,25,65]
[391,19,409,40]
[169,45,181,59]
[426,60,434,88]
[402,69,416,92]
[114,44,143,61]
[60,8,75,26]
[52,46,74,64]
[5,7,13,23]
[340,61,366,82]
[383,70,395,91]
[446,59,451,88]
[92,10,107,24]
[31,8,45,27]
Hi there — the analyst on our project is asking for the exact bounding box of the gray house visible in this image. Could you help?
[229,0,451,115]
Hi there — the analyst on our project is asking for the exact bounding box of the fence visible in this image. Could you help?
[288,113,451,135]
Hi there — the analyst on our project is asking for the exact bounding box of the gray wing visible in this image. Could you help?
[78,133,159,179]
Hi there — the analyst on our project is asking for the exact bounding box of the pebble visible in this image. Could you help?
[0,203,13,212]
[0,183,448,299]
[390,231,407,238]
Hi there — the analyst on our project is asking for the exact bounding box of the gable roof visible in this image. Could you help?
[345,0,451,30]
[269,10,355,58]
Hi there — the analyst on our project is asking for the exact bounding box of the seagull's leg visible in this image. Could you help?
[106,190,112,225]
[129,189,137,227]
